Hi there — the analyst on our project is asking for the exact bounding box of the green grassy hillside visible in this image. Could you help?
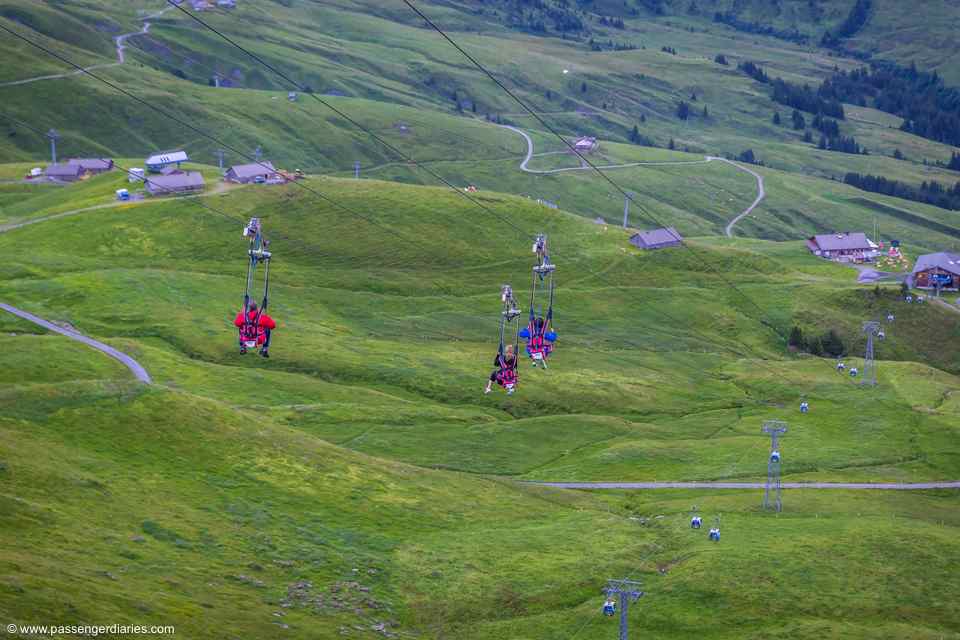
[2,2,960,637]
[1,176,959,637]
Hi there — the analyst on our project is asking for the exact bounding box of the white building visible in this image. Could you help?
[145,151,189,173]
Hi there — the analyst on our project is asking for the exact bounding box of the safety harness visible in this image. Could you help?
[527,234,556,361]
[240,217,271,351]
[496,284,521,390]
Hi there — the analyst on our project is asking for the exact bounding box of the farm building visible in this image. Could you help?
[573,136,598,153]
[43,163,83,182]
[910,252,960,291]
[146,171,205,196]
[806,232,879,263]
[146,151,189,173]
[629,227,683,250]
[225,161,276,184]
[67,158,114,174]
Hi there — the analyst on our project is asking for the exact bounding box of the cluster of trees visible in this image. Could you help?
[791,109,806,130]
[818,63,960,147]
[811,113,840,137]
[738,60,768,84]
[661,46,677,55]
[596,15,625,29]
[820,0,872,47]
[712,11,808,44]
[588,38,638,51]
[629,125,655,146]
[714,53,729,66]
[844,172,960,211]
[739,60,845,118]
[771,78,845,118]
[789,327,846,357]
[738,149,760,164]
[474,0,588,35]
[819,134,865,154]
[948,152,960,171]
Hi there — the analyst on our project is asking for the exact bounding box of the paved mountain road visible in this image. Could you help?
[0,4,173,88]
[0,303,152,384]
[499,125,765,234]
[530,481,960,490]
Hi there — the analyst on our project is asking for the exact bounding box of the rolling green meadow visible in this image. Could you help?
[1,0,960,638]
[1,175,959,638]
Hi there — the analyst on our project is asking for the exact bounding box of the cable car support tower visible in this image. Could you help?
[761,420,788,512]
[862,321,881,387]
[606,578,644,640]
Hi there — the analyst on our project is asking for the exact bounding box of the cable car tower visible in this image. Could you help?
[761,420,788,512]
[605,578,644,640]
[861,321,881,387]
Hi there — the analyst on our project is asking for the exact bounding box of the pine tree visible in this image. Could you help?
[821,330,845,357]
[668,137,676,150]
[702,105,709,118]
[773,112,781,125]
[788,326,805,348]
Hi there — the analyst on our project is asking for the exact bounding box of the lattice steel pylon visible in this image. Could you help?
[606,578,644,640]
[761,420,788,512]
[861,321,881,387]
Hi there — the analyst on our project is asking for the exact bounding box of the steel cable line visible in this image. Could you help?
[144,1,783,368]
[2,22,782,371]
[0,21,447,267]
[400,1,797,340]
[0,111,429,285]
[162,0,533,240]
[400,0,862,385]
[550,419,767,640]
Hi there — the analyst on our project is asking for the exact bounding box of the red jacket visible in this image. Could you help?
[235,310,276,344]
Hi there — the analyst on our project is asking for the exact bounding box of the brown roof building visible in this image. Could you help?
[146,171,206,196]
[910,252,960,291]
[806,232,879,262]
[67,158,114,174]
[224,161,276,184]
[629,227,683,250]
[43,163,83,182]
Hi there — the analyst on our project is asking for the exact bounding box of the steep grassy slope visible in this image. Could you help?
[1,177,959,638]
[4,0,960,183]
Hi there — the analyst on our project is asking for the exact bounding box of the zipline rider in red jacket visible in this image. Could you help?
[234,302,276,358]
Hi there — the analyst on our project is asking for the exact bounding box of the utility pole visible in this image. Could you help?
[862,321,880,387]
[354,160,361,179]
[254,145,262,162]
[622,191,635,229]
[606,578,644,640]
[761,420,788,512]
[215,149,225,170]
[47,128,59,164]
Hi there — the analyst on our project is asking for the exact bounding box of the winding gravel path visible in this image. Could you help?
[0,201,129,233]
[530,481,960,490]
[716,158,765,237]
[0,303,152,384]
[498,125,765,234]
[0,4,172,88]
[500,125,712,174]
